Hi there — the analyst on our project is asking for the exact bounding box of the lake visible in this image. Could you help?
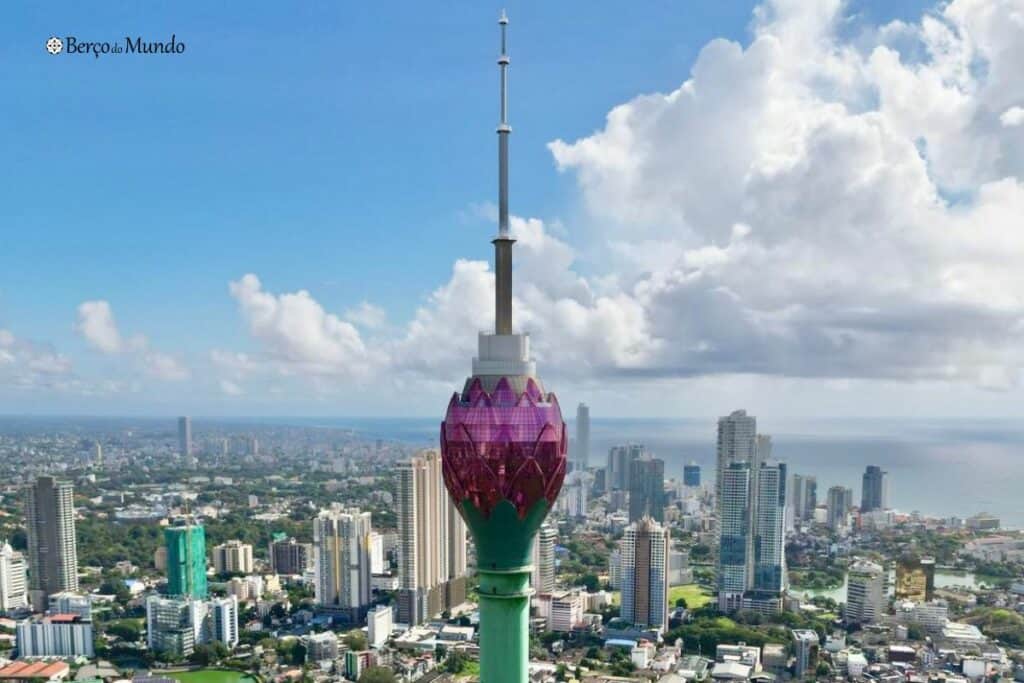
[789,568,990,603]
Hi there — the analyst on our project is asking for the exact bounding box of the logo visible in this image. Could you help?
[45,34,186,59]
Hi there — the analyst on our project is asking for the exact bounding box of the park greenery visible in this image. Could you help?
[965,607,1024,647]
[357,666,397,683]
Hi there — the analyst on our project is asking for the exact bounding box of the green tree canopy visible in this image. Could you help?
[357,666,397,683]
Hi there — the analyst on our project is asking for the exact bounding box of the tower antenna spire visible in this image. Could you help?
[494,9,514,334]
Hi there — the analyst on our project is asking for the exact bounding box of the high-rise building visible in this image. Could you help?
[826,486,854,530]
[792,630,820,678]
[683,462,701,487]
[716,410,757,507]
[789,473,804,526]
[269,537,311,576]
[93,442,103,469]
[211,540,254,575]
[575,403,590,470]
[209,595,239,647]
[803,476,818,520]
[367,605,393,649]
[789,474,818,524]
[749,462,787,608]
[438,14,568,683]
[368,531,384,575]
[559,470,590,519]
[608,548,621,590]
[396,450,468,625]
[165,522,208,599]
[0,542,28,613]
[146,594,238,658]
[531,523,556,595]
[861,465,889,512]
[717,463,751,612]
[16,614,94,658]
[147,596,198,657]
[845,559,886,624]
[895,555,936,602]
[547,590,584,633]
[716,422,785,614]
[607,444,645,491]
[313,507,372,621]
[49,592,90,620]
[25,476,78,611]
[619,517,669,633]
[177,417,192,458]
[628,457,665,522]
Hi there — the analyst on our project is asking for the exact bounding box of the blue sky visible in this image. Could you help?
[6,0,1024,418]
[3,2,754,336]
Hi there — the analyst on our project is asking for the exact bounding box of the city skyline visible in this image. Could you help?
[3,0,1024,676]
[7,0,1024,419]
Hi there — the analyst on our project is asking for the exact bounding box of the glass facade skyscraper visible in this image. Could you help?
[716,413,787,613]
[718,462,751,611]
[750,462,787,598]
[628,456,665,522]
[861,465,889,512]
[683,462,701,487]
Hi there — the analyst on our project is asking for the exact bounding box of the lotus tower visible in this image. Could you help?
[440,12,568,683]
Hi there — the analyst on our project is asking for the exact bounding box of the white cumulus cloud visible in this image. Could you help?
[219,0,1024,401]
[74,300,189,381]
[1001,106,1024,127]
[228,274,385,378]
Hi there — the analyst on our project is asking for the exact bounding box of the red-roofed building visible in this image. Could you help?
[0,660,69,682]
[43,616,76,624]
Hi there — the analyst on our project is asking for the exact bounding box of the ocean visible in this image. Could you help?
[315,416,1024,529]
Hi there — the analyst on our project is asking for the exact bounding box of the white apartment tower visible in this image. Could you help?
[619,517,669,632]
[846,559,886,624]
[396,450,468,625]
[531,522,557,595]
[146,594,239,658]
[313,507,373,620]
[367,605,393,648]
[209,595,239,647]
[25,476,78,611]
[0,542,28,612]
[368,531,385,575]
[715,410,757,505]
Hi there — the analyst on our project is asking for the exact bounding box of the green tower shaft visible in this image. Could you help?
[478,568,531,683]
[461,498,552,683]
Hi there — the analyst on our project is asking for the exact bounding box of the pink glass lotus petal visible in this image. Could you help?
[441,378,567,519]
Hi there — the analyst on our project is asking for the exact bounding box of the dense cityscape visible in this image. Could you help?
[0,411,1020,683]
[7,1,1024,683]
